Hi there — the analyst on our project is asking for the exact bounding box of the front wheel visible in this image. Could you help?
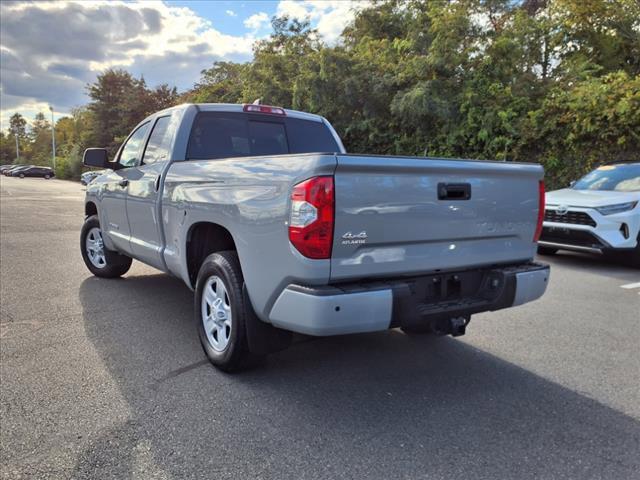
[19,173,25,178]
[80,215,132,278]
[195,251,262,372]
[44,174,51,179]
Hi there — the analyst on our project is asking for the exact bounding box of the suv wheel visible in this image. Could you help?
[195,251,262,372]
[80,215,132,278]
[632,233,640,268]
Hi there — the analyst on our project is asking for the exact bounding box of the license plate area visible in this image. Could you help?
[546,226,571,235]
[420,271,486,303]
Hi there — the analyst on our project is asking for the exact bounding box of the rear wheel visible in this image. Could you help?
[195,251,262,372]
[537,246,558,255]
[80,215,132,278]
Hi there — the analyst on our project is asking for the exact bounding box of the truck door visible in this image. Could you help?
[125,114,178,270]
[100,121,151,255]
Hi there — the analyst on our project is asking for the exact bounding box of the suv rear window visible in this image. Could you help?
[186,112,339,160]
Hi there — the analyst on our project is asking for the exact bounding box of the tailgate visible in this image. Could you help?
[331,155,543,281]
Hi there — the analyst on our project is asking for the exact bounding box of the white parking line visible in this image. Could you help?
[620,282,640,289]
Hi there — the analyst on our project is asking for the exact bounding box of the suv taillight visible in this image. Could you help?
[534,180,545,242]
[289,176,334,259]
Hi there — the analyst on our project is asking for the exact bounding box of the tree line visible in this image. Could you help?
[1,0,638,188]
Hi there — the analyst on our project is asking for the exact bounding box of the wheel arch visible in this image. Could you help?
[85,201,98,218]
[186,222,237,288]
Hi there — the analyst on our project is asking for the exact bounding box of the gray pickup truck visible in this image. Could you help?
[81,103,549,371]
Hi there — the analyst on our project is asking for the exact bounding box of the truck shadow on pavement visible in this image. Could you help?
[76,274,640,480]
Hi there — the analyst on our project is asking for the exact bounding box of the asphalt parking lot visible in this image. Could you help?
[1,176,639,480]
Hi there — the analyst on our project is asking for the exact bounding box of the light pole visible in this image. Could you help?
[49,105,56,170]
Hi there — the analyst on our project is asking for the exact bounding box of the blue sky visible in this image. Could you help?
[0,1,367,129]
[167,1,282,35]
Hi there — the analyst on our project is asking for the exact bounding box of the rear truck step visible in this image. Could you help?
[267,262,549,336]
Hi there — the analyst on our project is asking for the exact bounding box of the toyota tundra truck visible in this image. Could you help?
[81,103,549,371]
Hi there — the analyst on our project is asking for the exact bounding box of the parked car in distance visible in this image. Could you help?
[80,103,549,372]
[3,165,31,176]
[539,161,640,266]
[0,165,15,173]
[80,169,107,185]
[12,166,54,179]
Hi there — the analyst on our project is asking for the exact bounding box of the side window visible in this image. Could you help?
[142,115,178,165]
[118,122,150,168]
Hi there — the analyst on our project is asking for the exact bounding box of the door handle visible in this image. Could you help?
[154,175,161,192]
[118,179,129,188]
[438,183,471,200]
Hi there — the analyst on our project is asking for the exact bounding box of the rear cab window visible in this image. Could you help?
[186,112,340,160]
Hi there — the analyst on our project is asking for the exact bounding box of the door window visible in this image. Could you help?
[118,122,150,168]
[142,115,178,165]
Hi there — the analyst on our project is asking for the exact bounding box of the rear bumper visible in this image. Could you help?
[268,262,549,336]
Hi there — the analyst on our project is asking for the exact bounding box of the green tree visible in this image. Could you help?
[186,62,248,103]
[244,16,321,107]
[86,69,178,156]
[0,132,14,165]
[28,112,54,166]
[8,113,28,163]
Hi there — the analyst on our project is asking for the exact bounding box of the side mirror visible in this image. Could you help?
[83,148,110,168]
[569,180,576,188]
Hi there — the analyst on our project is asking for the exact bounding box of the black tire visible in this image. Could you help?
[537,246,558,255]
[195,251,262,372]
[44,174,50,179]
[19,173,24,178]
[632,234,640,268]
[80,215,132,278]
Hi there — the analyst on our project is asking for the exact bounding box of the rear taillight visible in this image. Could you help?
[534,180,545,242]
[243,104,286,115]
[289,176,334,259]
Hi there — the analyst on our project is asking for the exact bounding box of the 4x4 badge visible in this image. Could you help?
[342,231,367,245]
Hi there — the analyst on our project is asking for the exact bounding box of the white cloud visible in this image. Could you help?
[243,12,270,31]
[0,0,256,129]
[0,102,65,135]
[276,0,372,44]
[0,0,375,129]
[276,0,310,20]
[226,9,237,17]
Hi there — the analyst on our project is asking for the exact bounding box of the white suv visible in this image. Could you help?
[539,162,640,266]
